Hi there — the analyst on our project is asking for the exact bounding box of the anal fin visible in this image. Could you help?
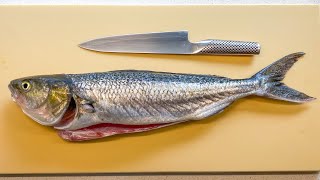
[193,102,233,120]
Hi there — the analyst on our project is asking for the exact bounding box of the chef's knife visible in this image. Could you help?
[79,31,260,55]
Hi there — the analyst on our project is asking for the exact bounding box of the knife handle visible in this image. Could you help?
[197,39,260,55]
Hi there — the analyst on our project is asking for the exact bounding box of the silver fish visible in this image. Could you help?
[8,52,315,141]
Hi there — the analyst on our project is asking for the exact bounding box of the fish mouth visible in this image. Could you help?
[8,83,19,103]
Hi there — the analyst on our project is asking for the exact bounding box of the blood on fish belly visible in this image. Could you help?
[58,122,176,141]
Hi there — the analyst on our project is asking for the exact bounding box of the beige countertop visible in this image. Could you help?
[1,5,320,173]
[0,7,320,180]
[1,0,319,178]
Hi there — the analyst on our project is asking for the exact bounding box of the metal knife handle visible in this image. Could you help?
[197,39,260,55]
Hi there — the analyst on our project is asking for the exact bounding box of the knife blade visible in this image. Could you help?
[79,31,260,55]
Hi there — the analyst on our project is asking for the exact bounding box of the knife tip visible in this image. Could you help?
[78,42,91,50]
[78,43,85,48]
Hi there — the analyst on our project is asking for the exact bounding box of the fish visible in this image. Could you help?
[8,52,315,141]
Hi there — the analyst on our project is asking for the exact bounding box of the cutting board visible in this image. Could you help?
[0,5,319,174]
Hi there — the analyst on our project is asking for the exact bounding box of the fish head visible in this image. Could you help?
[8,75,72,126]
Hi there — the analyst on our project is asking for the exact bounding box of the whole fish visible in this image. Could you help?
[8,52,315,141]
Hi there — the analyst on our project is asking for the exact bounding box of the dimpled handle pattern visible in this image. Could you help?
[198,40,260,55]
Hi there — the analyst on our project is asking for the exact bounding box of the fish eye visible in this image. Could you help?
[21,81,31,91]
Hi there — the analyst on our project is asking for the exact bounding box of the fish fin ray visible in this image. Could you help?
[253,52,315,103]
[192,101,233,120]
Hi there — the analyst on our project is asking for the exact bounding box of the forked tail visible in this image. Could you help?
[253,52,315,103]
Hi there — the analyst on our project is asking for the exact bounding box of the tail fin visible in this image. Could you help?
[253,52,315,103]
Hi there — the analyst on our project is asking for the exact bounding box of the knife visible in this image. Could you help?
[79,31,260,55]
